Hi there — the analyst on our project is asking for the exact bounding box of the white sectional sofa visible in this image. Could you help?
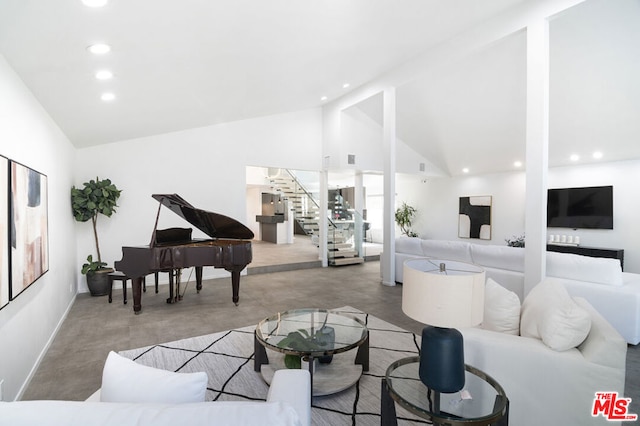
[0,352,311,426]
[392,236,640,344]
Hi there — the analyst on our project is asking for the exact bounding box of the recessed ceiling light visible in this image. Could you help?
[82,0,108,7]
[101,92,115,101]
[320,96,328,101]
[343,83,350,89]
[593,151,603,159]
[87,43,111,55]
[95,70,113,80]
[570,154,580,162]
[462,168,470,174]
[514,161,522,168]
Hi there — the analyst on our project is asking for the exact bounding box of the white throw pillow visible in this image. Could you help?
[100,351,208,403]
[520,280,591,351]
[481,278,521,335]
[539,298,592,351]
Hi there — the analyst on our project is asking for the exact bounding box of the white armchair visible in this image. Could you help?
[462,279,627,426]
[1,352,311,426]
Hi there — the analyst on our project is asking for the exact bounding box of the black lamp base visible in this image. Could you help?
[419,326,465,394]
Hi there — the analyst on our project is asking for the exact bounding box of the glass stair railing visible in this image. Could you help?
[328,193,365,266]
[268,170,364,266]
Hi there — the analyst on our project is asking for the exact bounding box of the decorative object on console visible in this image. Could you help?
[548,234,580,246]
[458,196,491,240]
[402,258,485,409]
[10,161,49,300]
[71,177,121,296]
[505,233,525,247]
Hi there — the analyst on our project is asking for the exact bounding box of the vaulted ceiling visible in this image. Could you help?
[350,0,640,176]
[1,0,639,176]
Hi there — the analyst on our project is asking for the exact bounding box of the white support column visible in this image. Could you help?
[319,168,329,267]
[354,172,364,215]
[381,87,397,286]
[354,171,364,250]
[524,19,549,296]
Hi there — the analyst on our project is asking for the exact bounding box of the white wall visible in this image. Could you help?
[336,101,442,176]
[415,170,527,245]
[408,159,640,273]
[74,108,323,292]
[0,55,77,401]
[548,159,640,273]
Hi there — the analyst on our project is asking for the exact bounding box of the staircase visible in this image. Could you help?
[269,170,364,266]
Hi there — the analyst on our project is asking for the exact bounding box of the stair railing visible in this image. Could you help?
[284,169,337,232]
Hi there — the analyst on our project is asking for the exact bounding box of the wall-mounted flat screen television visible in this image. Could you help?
[547,185,613,229]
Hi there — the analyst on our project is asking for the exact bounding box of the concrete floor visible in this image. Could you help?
[22,238,401,401]
[21,237,640,417]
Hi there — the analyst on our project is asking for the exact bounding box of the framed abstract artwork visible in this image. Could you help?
[0,156,8,309]
[10,161,49,300]
[458,195,492,240]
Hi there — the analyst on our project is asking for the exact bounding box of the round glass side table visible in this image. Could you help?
[382,356,509,426]
[254,308,369,396]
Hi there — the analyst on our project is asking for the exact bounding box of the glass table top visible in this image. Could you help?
[385,356,508,425]
[255,308,368,357]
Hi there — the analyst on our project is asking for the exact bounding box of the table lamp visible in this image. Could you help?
[402,258,485,403]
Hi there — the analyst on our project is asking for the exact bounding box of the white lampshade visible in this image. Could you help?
[402,258,485,329]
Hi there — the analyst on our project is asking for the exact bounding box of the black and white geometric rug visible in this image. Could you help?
[120,306,427,425]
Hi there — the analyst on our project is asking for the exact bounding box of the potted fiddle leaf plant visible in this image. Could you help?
[395,202,418,237]
[71,177,122,296]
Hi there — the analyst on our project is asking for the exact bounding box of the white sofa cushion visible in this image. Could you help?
[546,275,640,345]
[470,244,525,272]
[520,280,591,351]
[395,236,424,255]
[481,278,521,335]
[623,272,640,285]
[546,251,623,286]
[420,239,472,263]
[101,351,208,404]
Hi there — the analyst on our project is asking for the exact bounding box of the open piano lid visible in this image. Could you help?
[152,194,254,240]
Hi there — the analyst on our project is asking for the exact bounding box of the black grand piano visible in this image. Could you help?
[114,194,254,314]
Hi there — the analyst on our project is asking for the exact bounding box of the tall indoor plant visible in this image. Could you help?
[71,177,122,296]
[395,202,418,237]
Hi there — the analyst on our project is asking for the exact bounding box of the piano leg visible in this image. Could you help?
[166,269,175,304]
[195,266,203,293]
[176,269,183,301]
[132,277,143,314]
[229,267,241,306]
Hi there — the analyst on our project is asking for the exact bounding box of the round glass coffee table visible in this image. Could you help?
[382,356,509,425]
[254,308,369,396]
